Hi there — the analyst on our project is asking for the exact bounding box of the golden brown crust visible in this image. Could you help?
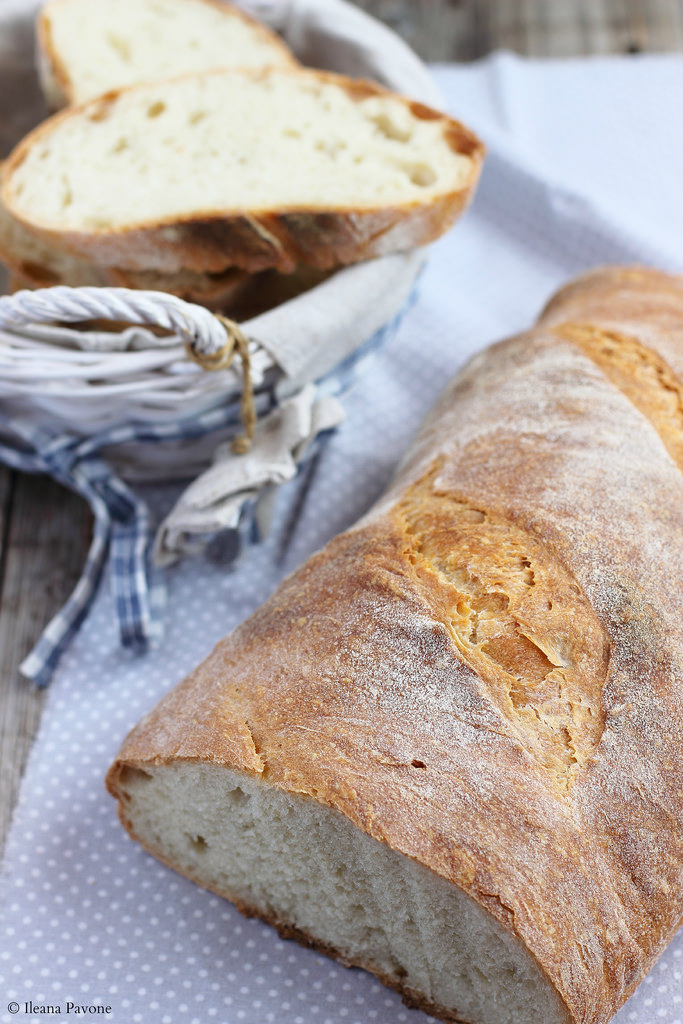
[31,193,478,274]
[2,68,485,274]
[36,0,298,109]
[0,228,253,308]
[109,266,683,1024]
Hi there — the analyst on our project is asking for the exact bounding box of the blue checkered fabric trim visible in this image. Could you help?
[0,294,416,687]
[0,396,252,687]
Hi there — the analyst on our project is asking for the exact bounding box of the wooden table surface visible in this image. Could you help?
[2,0,683,855]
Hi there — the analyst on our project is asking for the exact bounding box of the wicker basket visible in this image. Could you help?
[0,0,440,480]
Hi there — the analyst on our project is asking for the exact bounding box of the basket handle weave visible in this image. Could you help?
[0,284,255,448]
[0,284,232,353]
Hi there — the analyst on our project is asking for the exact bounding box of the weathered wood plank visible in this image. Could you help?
[0,467,12,564]
[0,473,91,853]
[359,0,683,60]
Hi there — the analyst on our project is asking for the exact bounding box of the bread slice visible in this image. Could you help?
[2,67,484,275]
[37,0,298,108]
[108,266,683,1024]
[0,184,252,307]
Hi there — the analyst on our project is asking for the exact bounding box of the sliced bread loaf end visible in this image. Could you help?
[37,0,298,108]
[3,68,484,275]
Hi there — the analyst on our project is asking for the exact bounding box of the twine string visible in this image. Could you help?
[185,314,256,453]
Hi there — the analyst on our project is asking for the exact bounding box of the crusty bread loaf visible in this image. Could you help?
[2,67,484,275]
[37,0,297,108]
[107,265,683,1024]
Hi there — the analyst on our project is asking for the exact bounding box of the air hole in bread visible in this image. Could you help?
[411,759,427,769]
[406,163,437,187]
[61,178,73,209]
[106,32,132,62]
[147,100,166,118]
[88,103,111,123]
[186,832,208,853]
[314,139,344,158]
[226,786,250,807]
[369,111,413,142]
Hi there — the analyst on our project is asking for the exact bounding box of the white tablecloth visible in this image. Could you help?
[2,55,683,1024]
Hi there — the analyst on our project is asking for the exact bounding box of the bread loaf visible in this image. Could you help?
[2,67,484,275]
[107,265,683,1024]
[37,0,297,108]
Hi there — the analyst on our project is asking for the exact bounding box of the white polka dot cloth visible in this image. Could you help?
[3,57,683,1024]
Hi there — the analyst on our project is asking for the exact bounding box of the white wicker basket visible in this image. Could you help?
[0,0,441,480]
